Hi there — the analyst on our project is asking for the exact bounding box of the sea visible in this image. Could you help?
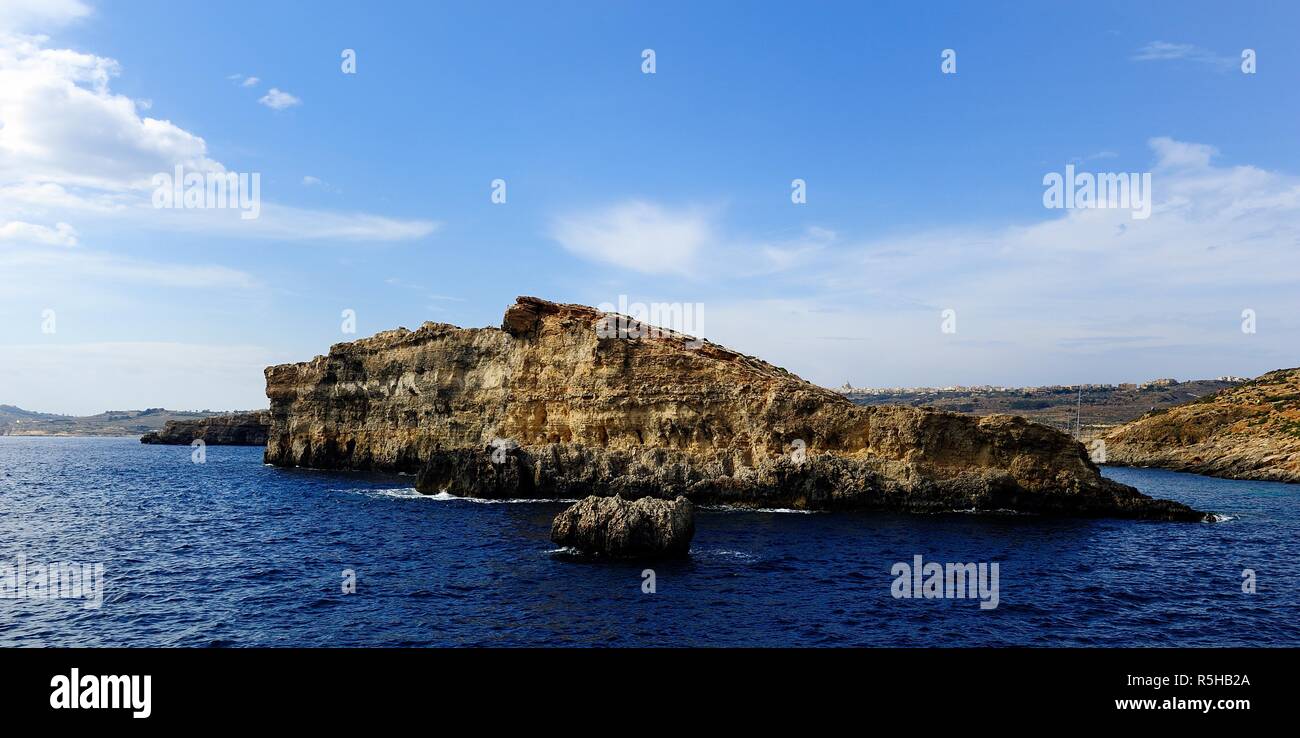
[2,436,1296,647]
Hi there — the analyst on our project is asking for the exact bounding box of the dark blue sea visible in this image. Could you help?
[2,436,1297,647]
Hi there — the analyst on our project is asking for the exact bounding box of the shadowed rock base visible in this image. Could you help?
[414,442,1205,520]
[551,495,694,558]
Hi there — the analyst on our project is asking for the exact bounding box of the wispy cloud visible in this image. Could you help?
[0,221,78,246]
[0,245,258,289]
[550,200,716,276]
[597,137,1300,387]
[1131,41,1237,70]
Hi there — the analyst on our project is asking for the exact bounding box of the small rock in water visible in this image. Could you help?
[551,495,694,558]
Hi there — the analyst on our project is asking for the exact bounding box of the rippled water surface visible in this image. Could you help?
[2,437,1297,646]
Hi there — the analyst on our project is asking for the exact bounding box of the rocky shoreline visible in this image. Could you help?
[261,297,1207,523]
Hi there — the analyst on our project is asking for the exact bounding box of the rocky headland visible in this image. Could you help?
[262,297,1206,520]
[1103,368,1300,483]
[140,410,271,446]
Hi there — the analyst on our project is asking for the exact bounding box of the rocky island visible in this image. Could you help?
[1103,368,1300,483]
[552,495,695,558]
[140,410,271,446]
[261,297,1206,522]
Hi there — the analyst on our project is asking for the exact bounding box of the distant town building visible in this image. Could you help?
[1139,378,1179,389]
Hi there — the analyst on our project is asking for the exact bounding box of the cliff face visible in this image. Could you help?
[263,297,1204,520]
[1103,368,1300,483]
[141,411,270,445]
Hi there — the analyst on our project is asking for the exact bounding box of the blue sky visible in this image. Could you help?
[2,0,1298,414]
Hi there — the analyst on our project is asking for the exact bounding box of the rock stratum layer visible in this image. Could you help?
[263,297,1205,520]
[140,411,271,446]
[1103,368,1300,484]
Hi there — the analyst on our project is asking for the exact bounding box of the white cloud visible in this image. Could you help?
[258,87,301,110]
[241,76,259,87]
[302,175,322,186]
[0,220,77,245]
[0,0,91,33]
[0,31,433,243]
[1149,136,1218,170]
[0,342,278,415]
[587,138,1300,388]
[550,200,715,275]
[0,34,222,190]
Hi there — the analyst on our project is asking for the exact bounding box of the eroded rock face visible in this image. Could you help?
[551,495,694,558]
[1103,368,1300,484]
[264,296,1206,520]
[141,411,270,445]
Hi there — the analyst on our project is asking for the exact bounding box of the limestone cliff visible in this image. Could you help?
[263,297,1205,520]
[141,410,270,446]
[1103,368,1300,483]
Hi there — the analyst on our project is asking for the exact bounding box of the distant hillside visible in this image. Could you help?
[842,379,1240,440]
[1102,368,1300,483]
[0,406,263,437]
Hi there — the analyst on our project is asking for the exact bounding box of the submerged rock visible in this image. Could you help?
[551,495,694,558]
[141,410,270,446]
[263,296,1207,520]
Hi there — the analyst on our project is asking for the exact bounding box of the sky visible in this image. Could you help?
[1,0,1298,415]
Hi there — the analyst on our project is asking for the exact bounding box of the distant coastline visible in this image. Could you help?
[839,377,1244,440]
[0,406,267,438]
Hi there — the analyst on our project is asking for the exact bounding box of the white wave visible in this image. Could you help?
[947,507,1036,516]
[696,548,758,561]
[327,487,573,503]
[701,504,819,514]
[426,491,577,504]
[1205,513,1237,523]
[352,487,424,499]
